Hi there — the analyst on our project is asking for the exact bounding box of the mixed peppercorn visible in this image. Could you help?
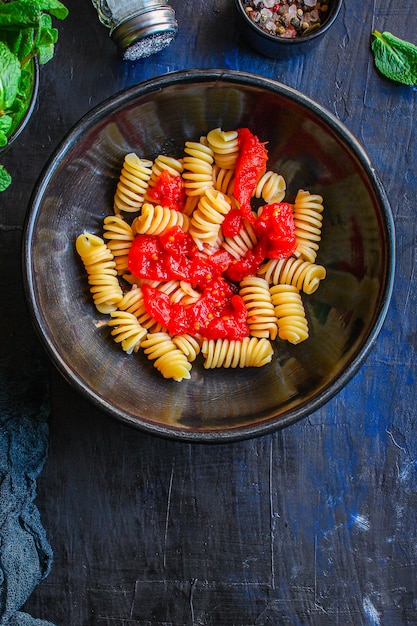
[241,0,329,38]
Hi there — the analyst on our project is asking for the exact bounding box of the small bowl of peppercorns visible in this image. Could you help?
[234,0,343,58]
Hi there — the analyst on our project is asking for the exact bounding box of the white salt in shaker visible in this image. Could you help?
[91,0,178,60]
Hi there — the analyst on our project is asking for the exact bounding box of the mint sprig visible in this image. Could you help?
[371,30,417,86]
[0,0,68,192]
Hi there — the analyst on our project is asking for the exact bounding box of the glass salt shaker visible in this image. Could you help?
[91,0,178,60]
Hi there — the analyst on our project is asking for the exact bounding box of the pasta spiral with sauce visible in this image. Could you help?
[293,189,324,263]
[143,154,184,203]
[222,219,258,260]
[102,215,134,275]
[76,126,328,382]
[118,286,166,333]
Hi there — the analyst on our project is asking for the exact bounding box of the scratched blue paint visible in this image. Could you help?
[363,596,381,626]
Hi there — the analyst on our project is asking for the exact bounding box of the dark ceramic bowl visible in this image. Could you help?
[23,69,394,442]
[234,0,343,58]
[0,58,39,155]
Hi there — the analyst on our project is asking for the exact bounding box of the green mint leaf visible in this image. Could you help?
[0,29,22,56]
[0,1,42,30]
[0,41,21,109]
[34,14,57,64]
[0,113,13,143]
[0,0,68,29]
[35,0,68,20]
[0,164,12,191]
[371,30,417,86]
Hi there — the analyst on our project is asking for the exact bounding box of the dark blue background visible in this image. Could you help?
[1,0,416,624]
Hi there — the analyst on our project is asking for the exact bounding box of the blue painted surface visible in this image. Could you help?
[1,0,416,624]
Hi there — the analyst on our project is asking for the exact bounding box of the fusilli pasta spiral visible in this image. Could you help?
[102,215,134,274]
[293,189,324,263]
[77,126,328,382]
[118,286,166,332]
[201,337,274,369]
[253,171,286,204]
[172,334,202,362]
[140,332,192,381]
[113,153,153,214]
[270,284,309,344]
[108,310,147,354]
[207,127,239,170]
[159,280,201,306]
[239,276,278,340]
[189,188,231,249]
[132,203,190,236]
[212,164,235,196]
[76,233,123,314]
[222,220,258,260]
[182,140,214,197]
[143,154,184,203]
[258,256,326,294]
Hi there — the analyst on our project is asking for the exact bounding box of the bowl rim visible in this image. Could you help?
[1,57,40,154]
[234,0,343,45]
[23,69,396,442]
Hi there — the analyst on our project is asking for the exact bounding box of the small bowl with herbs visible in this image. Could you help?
[0,0,68,192]
[234,0,343,58]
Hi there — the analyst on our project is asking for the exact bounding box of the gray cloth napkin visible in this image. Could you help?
[0,370,55,626]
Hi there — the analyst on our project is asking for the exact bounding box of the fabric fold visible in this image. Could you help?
[0,371,55,626]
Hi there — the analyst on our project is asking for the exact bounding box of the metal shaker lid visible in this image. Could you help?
[111,4,178,60]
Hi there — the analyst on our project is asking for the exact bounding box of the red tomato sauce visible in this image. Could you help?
[127,129,297,342]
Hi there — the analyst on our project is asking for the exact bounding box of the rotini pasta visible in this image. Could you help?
[239,276,278,340]
[118,286,166,333]
[189,188,231,249]
[102,215,134,275]
[182,140,214,197]
[76,126,327,382]
[144,154,184,202]
[293,189,324,263]
[253,171,286,204]
[147,154,184,184]
[140,332,192,381]
[201,337,274,369]
[113,153,153,214]
[159,280,201,306]
[258,256,326,295]
[172,334,202,362]
[212,164,235,196]
[76,233,123,314]
[132,202,190,236]
[270,284,309,344]
[222,219,258,260]
[207,127,239,170]
[108,310,147,354]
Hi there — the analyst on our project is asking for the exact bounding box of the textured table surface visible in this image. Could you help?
[1,0,416,624]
